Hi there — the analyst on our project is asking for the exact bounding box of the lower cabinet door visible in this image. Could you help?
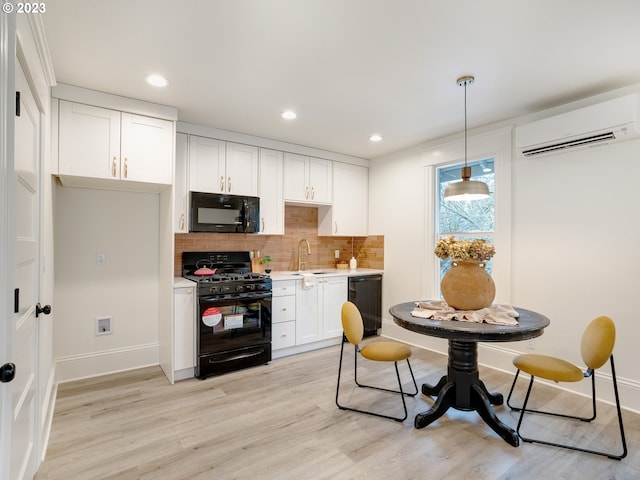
[272,321,296,350]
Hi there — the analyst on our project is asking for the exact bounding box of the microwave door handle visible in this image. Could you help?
[242,199,249,230]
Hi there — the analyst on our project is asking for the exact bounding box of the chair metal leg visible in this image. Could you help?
[336,339,418,422]
[513,355,627,460]
[508,369,596,422]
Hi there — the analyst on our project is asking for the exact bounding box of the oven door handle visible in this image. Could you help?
[200,292,272,302]
[207,348,267,364]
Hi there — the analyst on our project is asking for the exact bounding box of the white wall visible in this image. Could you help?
[371,87,640,412]
[53,185,160,381]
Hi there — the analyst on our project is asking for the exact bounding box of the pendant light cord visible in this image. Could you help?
[464,81,468,168]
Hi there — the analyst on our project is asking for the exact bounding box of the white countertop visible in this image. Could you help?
[268,268,383,281]
[173,277,197,288]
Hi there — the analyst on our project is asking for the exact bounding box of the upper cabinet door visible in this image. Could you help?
[333,162,368,236]
[283,153,332,204]
[58,100,120,180]
[258,148,284,235]
[189,135,225,193]
[120,113,173,184]
[225,142,259,196]
[283,152,309,201]
[308,157,332,204]
[174,133,189,233]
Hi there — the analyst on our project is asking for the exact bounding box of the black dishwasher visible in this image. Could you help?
[348,274,382,337]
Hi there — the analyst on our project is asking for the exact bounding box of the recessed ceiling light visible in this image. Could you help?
[146,74,169,87]
[281,110,297,120]
[369,134,383,142]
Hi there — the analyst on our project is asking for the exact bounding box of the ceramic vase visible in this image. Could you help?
[441,259,495,310]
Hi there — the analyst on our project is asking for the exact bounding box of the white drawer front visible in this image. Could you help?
[272,295,295,323]
[272,321,296,350]
[272,280,296,296]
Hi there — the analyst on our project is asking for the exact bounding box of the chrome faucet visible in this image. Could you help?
[297,238,311,271]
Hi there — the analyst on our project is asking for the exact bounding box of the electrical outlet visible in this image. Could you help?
[335,250,340,259]
[526,339,535,350]
[96,253,106,265]
[96,316,112,335]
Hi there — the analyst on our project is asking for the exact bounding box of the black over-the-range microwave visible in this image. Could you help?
[190,192,260,233]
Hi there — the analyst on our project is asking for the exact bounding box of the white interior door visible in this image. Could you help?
[6,56,43,480]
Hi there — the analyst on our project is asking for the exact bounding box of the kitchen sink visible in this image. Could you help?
[289,270,335,276]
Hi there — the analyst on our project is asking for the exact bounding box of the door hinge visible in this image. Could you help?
[16,91,20,116]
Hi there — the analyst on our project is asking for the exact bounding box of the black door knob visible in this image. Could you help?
[36,303,52,318]
[1,363,16,383]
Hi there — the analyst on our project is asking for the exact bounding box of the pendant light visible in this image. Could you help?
[444,75,490,201]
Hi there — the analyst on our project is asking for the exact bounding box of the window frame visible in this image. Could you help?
[421,127,512,303]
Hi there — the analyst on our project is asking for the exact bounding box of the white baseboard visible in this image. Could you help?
[55,343,159,383]
[381,319,640,414]
[174,367,195,382]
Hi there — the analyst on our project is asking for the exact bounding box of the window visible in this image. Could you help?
[436,158,495,280]
[422,127,511,303]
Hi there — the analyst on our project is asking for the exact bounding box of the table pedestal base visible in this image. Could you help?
[415,340,519,447]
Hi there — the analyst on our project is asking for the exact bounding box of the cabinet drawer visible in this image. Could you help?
[272,295,295,323]
[273,280,296,296]
[272,321,295,350]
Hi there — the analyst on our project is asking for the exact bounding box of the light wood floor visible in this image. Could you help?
[36,345,638,480]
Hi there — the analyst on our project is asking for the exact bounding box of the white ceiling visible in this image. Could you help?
[42,0,640,159]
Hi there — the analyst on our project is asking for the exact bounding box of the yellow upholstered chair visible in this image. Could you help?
[506,315,627,459]
[335,301,418,422]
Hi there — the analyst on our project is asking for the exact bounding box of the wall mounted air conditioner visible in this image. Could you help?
[515,93,640,157]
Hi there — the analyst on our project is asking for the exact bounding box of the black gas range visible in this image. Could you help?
[182,251,272,379]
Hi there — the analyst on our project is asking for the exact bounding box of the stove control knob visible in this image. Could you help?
[236,285,244,292]
[209,287,219,294]
[247,284,255,290]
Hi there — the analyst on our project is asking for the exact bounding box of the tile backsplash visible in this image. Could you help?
[174,205,383,276]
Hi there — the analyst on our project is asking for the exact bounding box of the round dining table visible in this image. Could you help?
[389,301,550,447]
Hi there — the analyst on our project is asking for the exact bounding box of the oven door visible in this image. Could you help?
[197,294,272,377]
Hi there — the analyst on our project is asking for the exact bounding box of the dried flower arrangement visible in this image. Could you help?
[434,236,496,261]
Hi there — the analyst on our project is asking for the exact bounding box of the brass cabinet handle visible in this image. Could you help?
[112,157,117,177]
[334,221,338,234]
[179,214,185,231]
[261,218,265,231]
[124,158,128,178]
[305,186,309,199]
[311,187,315,200]
[220,176,224,191]
[228,176,231,192]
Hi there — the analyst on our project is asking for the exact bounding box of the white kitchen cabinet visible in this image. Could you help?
[188,135,225,193]
[226,142,259,196]
[295,275,347,345]
[321,276,348,338]
[283,152,332,204]
[258,148,284,235]
[58,100,173,185]
[272,280,296,350]
[173,282,196,378]
[174,133,188,233]
[189,135,258,196]
[272,322,296,350]
[318,162,369,237]
[295,281,321,344]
